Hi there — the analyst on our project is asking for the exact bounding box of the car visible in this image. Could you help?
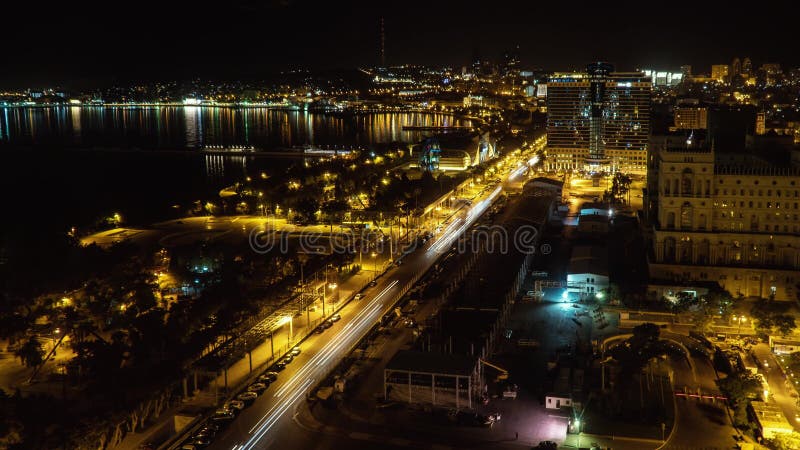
[369,280,378,287]
[535,441,558,450]
[237,391,258,403]
[322,320,334,329]
[210,411,234,424]
[180,443,198,450]
[314,326,326,334]
[329,314,341,323]
[354,293,364,300]
[215,407,235,416]
[191,435,212,447]
[258,372,277,383]
[281,354,293,364]
[273,361,287,370]
[247,382,268,393]
[394,259,403,266]
[224,399,245,412]
[290,346,302,356]
[202,422,221,433]
[194,427,216,438]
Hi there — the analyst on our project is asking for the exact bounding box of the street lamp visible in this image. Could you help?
[371,252,377,278]
[328,282,337,308]
[736,315,747,335]
[284,316,293,342]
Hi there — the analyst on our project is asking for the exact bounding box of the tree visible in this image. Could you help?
[774,314,797,337]
[751,297,794,338]
[294,197,320,223]
[717,371,762,427]
[768,432,800,450]
[14,337,45,368]
[610,323,668,380]
[0,389,23,448]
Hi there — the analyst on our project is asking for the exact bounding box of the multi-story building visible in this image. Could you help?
[674,106,708,130]
[741,58,752,76]
[647,132,800,301]
[545,62,651,174]
[711,64,730,83]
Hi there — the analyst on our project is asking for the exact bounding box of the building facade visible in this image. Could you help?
[546,62,650,174]
[648,134,800,301]
[674,107,708,129]
[711,64,730,83]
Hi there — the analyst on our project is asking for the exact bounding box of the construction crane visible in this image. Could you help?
[479,359,509,382]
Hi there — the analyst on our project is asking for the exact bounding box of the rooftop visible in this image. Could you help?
[385,350,478,377]
[568,245,609,276]
[750,401,793,431]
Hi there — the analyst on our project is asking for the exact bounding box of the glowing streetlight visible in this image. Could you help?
[284,315,293,342]
[735,315,748,335]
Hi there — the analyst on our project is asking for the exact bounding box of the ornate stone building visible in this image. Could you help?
[647,133,800,300]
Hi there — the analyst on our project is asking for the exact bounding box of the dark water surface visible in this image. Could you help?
[0,107,468,228]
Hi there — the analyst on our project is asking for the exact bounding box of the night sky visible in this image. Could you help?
[5,0,799,88]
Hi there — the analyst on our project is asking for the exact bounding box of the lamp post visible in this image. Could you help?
[328,282,338,310]
[371,252,377,279]
[285,316,293,342]
[322,269,327,317]
[737,315,747,335]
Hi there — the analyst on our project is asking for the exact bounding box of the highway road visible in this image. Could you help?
[192,182,511,449]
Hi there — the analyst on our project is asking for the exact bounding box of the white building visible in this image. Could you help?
[567,245,609,298]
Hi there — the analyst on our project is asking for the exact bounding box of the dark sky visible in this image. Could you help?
[5,0,799,88]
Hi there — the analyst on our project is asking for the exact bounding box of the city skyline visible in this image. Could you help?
[5,0,800,88]
[4,3,800,449]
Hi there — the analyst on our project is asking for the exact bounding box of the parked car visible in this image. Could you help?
[321,320,334,329]
[290,346,302,356]
[237,391,258,403]
[194,426,216,439]
[273,360,287,370]
[224,399,245,412]
[210,411,234,424]
[354,293,364,300]
[258,372,277,383]
[202,422,220,433]
[314,326,326,334]
[329,314,341,323]
[263,371,278,381]
[191,435,212,447]
[369,280,378,287]
[215,407,234,416]
[247,382,267,393]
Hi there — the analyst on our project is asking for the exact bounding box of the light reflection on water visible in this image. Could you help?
[0,106,471,149]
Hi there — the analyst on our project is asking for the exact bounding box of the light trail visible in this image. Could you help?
[224,160,527,450]
[241,378,314,450]
[239,280,399,449]
[271,281,397,399]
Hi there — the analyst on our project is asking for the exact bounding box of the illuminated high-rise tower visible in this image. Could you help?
[546,62,651,174]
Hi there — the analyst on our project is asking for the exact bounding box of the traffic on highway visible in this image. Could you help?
[174,155,535,450]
